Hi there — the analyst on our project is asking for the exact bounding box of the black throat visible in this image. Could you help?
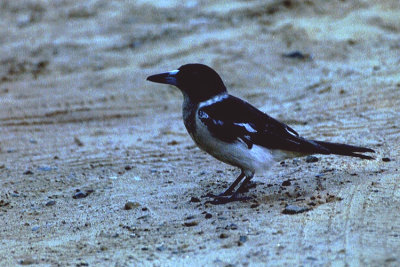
[182,94,199,136]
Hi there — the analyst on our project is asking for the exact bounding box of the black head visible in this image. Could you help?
[147,64,227,102]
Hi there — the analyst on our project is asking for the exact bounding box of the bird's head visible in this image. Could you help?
[147,64,227,102]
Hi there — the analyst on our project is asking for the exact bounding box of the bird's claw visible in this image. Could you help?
[205,194,251,205]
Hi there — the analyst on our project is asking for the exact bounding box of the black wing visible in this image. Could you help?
[198,95,330,154]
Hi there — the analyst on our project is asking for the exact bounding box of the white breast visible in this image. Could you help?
[191,113,276,175]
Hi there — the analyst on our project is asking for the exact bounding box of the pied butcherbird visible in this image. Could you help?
[147,64,374,203]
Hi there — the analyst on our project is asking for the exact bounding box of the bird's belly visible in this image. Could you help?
[191,118,275,174]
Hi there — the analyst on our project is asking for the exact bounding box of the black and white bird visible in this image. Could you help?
[147,64,375,203]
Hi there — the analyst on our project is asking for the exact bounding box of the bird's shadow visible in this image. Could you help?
[198,169,354,208]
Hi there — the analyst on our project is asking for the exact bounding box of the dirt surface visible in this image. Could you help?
[1,0,400,266]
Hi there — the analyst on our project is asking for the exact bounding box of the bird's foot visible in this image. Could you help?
[205,193,251,205]
[236,180,257,193]
[207,181,257,198]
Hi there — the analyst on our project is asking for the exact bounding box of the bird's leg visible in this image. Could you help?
[205,170,245,198]
[231,173,254,197]
[219,170,245,196]
[206,172,254,205]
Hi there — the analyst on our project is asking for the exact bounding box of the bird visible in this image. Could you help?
[146,63,375,204]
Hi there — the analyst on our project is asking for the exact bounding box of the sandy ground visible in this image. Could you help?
[1,0,400,266]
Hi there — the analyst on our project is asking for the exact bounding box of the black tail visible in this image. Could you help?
[312,140,375,160]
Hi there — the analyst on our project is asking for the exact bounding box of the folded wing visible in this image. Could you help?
[198,95,330,155]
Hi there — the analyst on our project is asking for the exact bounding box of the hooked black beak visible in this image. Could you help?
[146,70,179,86]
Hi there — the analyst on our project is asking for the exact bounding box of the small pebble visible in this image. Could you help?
[38,166,53,171]
[239,235,248,244]
[282,51,311,60]
[225,223,238,230]
[112,233,119,238]
[124,165,132,170]
[137,215,149,220]
[382,157,391,162]
[124,201,140,210]
[305,156,318,163]
[74,136,84,146]
[183,220,198,227]
[219,233,229,239]
[250,203,259,209]
[19,257,36,265]
[190,197,201,203]
[282,180,291,186]
[156,245,166,252]
[282,205,310,215]
[45,200,56,206]
[205,213,212,219]
[23,170,33,175]
[72,189,94,199]
[73,191,87,199]
[0,200,10,207]
[167,140,179,145]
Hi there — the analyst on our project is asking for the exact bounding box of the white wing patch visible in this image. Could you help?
[285,126,298,137]
[234,123,257,133]
[198,110,209,119]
